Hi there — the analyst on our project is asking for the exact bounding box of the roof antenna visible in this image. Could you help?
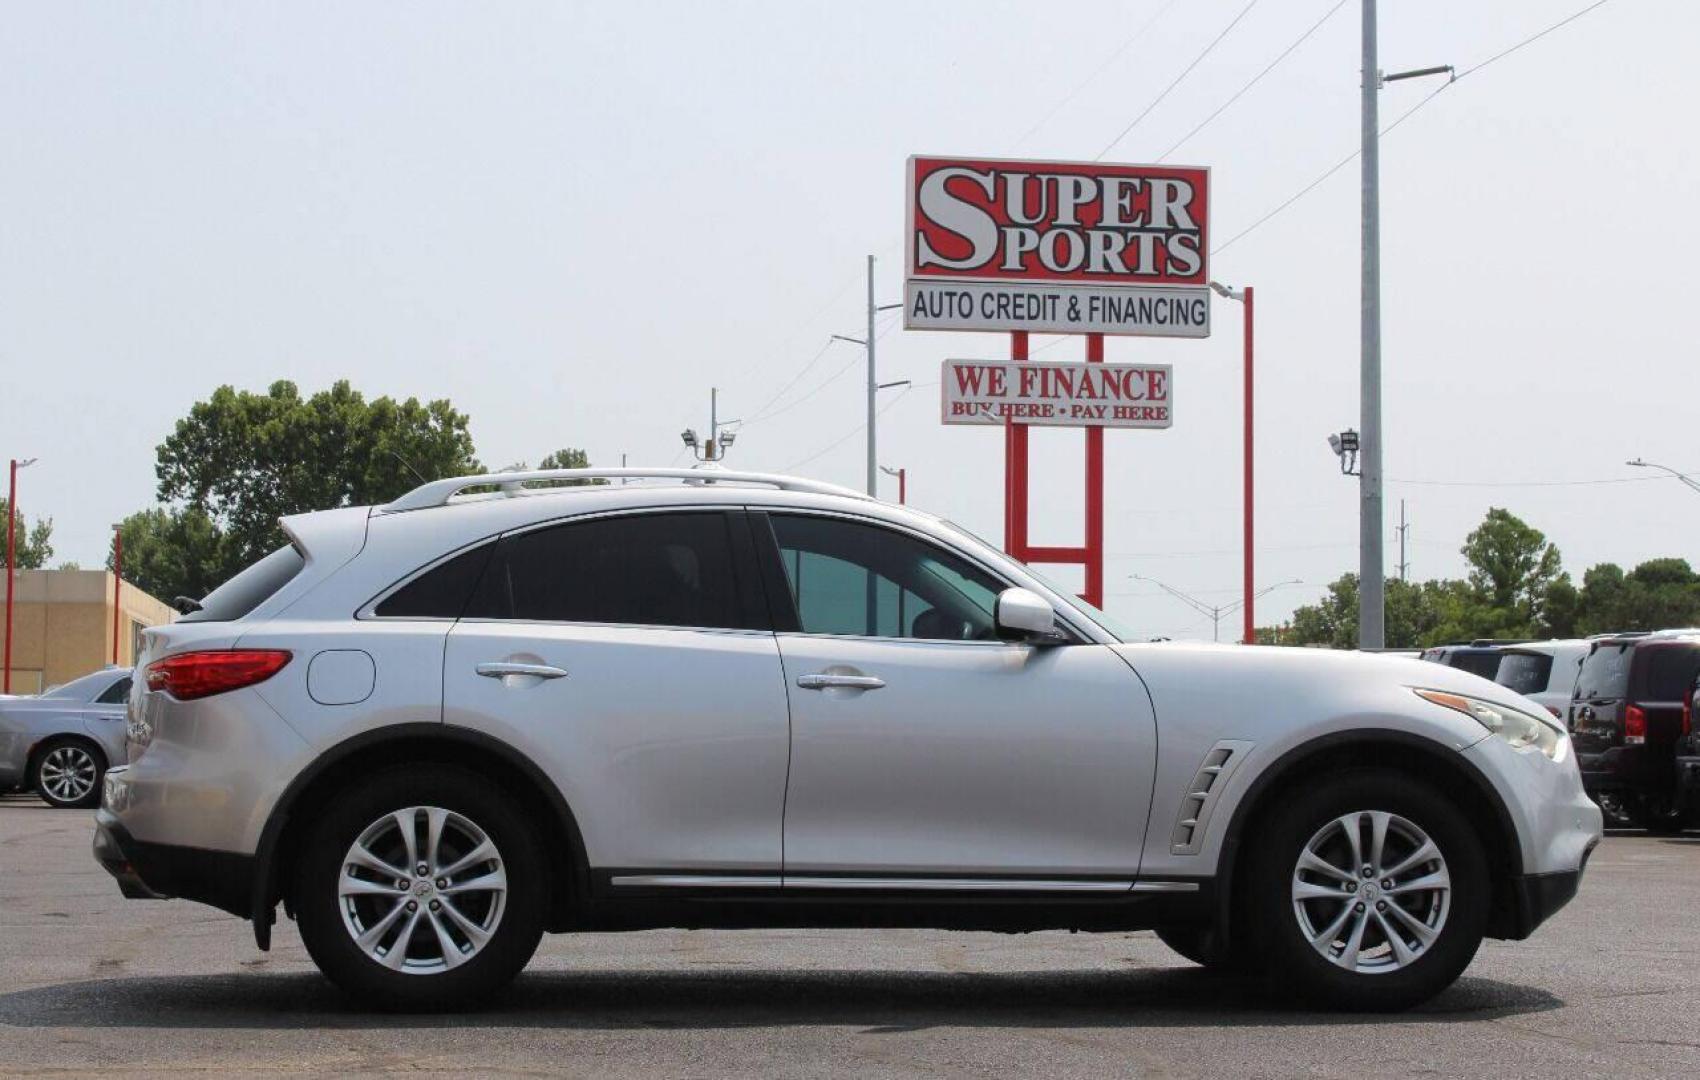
[388,451,430,486]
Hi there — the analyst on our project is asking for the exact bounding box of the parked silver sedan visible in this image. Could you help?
[0,667,131,808]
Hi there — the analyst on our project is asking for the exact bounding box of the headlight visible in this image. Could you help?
[1415,688,1567,760]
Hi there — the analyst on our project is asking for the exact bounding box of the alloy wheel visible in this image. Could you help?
[337,806,508,975]
[39,746,98,804]
[1290,810,1451,974]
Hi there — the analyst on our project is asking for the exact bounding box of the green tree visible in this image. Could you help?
[0,498,54,569]
[108,506,236,606]
[1459,507,1563,634]
[1575,558,1700,633]
[153,380,480,569]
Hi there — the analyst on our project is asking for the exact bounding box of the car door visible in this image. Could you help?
[755,510,1157,883]
[83,673,133,764]
[442,508,791,878]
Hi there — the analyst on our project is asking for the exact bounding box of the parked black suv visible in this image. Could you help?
[1417,643,1505,680]
[1570,633,1700,832]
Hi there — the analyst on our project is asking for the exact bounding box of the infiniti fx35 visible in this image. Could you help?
[94,468,1601,1011]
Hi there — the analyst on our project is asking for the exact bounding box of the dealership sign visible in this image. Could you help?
[941,358,1172,429]
[906,156,1210,338]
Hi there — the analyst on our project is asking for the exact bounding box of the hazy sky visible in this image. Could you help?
[2,0,1693,639]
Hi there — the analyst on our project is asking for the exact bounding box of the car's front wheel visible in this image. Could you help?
[293,765,547,1010]
[1245,769,1488,1011]
[31,737,105,809]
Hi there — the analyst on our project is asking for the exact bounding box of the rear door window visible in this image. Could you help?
[1495,653,1552,696]
[465,511,755,630]
[1576,643,1631,700]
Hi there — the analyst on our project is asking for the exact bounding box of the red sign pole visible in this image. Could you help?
[1003,332,1106,610]
[1084,333,1105,609]
[112,527,123,666]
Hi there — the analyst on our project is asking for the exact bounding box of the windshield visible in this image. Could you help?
[1576,643,1631,700]
[182,544,305,623]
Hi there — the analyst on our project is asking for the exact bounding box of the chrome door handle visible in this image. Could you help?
[476,662,569,681]
[796,673,885,691]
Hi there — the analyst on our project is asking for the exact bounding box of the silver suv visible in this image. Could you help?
[95,468,1602,1011]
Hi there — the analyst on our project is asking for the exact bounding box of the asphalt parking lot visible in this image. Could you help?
[1,794,1695,1078]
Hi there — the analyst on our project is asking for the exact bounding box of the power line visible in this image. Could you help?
[739,312,900,428]
[1388,473,1674,489]
[1157,0,1347,163]
[1013,0,1182,149]
[780,387,913,473]
[1213,0,1614,255]
[1098,0,1262,160]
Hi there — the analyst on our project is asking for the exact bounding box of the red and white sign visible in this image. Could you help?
[941,358,1173,429]
[906,156,1211,338]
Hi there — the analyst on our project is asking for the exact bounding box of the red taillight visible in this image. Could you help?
[145,650,291,701]
[1624,703,1647,745]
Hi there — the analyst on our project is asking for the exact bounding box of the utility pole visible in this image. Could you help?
[865,254,877,495]
[1395,499,1410,581]
[1359,0,1385,650]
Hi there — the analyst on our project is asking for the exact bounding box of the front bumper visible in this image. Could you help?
[1496,857,1591,940]
[93,804,256,919]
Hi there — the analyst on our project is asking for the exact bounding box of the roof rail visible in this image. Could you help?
[380,467,872,514]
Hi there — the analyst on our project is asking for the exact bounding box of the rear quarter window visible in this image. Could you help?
[1449,650,1502,680]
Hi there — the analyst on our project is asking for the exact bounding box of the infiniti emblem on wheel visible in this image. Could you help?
[412,880,434,898]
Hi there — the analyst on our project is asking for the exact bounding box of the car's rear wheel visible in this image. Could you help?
[1245,769,1488,1011]
[293,765,547,1010]
[31,737,105,809]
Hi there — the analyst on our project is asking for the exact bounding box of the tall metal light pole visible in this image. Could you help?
[1359,0,1451,649]
[1627,458,1700,495]
[1210,281,1254,644]
[1359,0,1385,650]
[865,254,877,495]
[5,457,39,694]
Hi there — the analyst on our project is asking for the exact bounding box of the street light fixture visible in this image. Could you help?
[1131,573,1303,644]
[5,457,40,694]
[1626,458,1700,495]
[1328,429,1360,476]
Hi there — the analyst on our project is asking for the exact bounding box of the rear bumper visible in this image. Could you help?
[1577,744,1666,792]
[93,805,255,919]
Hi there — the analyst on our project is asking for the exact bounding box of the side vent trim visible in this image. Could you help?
[1170,739,1254,855]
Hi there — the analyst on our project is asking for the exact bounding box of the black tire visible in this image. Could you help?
[293,765,548,1010]
[1155,923,1258,974]
[31,736,106,809]
[1244,769,1489,1012]
[1622,791,1692,835]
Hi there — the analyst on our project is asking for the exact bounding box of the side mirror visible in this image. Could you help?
[995,587,1062,643]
